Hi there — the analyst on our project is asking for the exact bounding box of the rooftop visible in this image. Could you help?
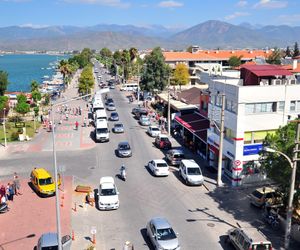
[241,64,292,77]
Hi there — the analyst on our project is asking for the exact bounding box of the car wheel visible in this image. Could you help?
[185,177,189,185]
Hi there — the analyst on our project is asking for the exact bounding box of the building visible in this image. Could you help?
[199,64,300,186]
[163,47,270,85]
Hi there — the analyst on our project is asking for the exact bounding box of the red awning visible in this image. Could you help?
[175,113,210,141]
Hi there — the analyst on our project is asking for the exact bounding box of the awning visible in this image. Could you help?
[175,113,210,142]
[157,93,197,111]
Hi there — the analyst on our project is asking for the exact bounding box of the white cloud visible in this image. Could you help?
[63,0,130,8]
[19,23,50,29]
[237,0,248,7]
[254,0,287,9]
[279,14,300,25]
[158,1,183,8]
[224,12,250,20]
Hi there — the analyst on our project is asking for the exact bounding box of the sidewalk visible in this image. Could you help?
[0,70,96,157]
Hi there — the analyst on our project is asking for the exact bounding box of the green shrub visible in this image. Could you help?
[11,131,19,141]
[8,116,23,122]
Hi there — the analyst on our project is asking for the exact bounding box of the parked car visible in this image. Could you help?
[146,217,180,250]
[30,168,61,197]
[131,106,141,115]
[135,108,148,119]
[105,98,114,105]
[139,115,150,126]
[36,233,72,250]
[226,227,272,250]
[110,112,119,121]
[113,123,124,133]
[147,159,169,176]
[166,149,185,166]
[117,141,132,157]
[98,176,119,210]
[107,103,116,111]
[249,187,283,208]
[178,159,204,186]
[147,125,160,137]
[155,135,172,150]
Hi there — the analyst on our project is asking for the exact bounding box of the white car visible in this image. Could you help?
[107,103,116,111]
[178,159,204,186]
[148,159,169,176]
[147,125,161,137]
[98,177,119,210]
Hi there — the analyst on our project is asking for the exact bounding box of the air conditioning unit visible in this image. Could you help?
[275,79,281,85]
[290,79,296,85]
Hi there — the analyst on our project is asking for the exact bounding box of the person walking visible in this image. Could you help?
[75,121,79,130]
[13,173,21,195]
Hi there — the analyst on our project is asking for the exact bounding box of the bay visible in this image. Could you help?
[0,54,69,92]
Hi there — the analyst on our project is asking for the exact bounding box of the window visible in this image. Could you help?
[297,101,300,112]
[290,101,296,111]
[224,127,234,143]
[245,104,255,114]
[278,101,285,111]
[245,102,276,114]
[225,100,237,114]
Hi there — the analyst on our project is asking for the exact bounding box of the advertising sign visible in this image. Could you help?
[243,144,263,156]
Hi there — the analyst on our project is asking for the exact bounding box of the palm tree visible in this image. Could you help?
[58,60,72,89]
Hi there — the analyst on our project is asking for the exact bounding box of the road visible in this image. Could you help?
[0,61,294,250]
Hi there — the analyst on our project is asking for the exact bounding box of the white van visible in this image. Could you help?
[178,159,204,186]
[92,101,104,113]
[95,109,107,123]
[120,83,138,91]
[95,119,109,142]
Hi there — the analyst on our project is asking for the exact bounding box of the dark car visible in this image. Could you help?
[117,141,132,157]
[132,106,142,115]
[166,149,185,165]
[110,112,119,121]
[105,98,114,105]
[135,108,148,119]
[155,135,172,150]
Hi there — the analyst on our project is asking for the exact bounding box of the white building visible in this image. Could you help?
[199,65,300,186]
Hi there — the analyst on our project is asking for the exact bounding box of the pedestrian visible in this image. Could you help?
[13,174,21,195]
[0,185,6,198]
[83,117,87,127]
[75,121,79,130]
[9,183,15,201]
[6,183,12,201]
[65,113,69,121]
[40,115,44,123]
[79,107,82,116]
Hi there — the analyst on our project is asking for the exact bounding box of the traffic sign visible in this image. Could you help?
[234,160,241,166]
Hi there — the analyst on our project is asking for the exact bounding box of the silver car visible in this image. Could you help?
[146,217,180,250]
[113,123,124,133]
[107,103,116,111]
[166,149,185,165]
[117,141,132,157]
[36,232,72,250]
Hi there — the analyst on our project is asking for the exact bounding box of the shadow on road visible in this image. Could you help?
[140,228,154,250]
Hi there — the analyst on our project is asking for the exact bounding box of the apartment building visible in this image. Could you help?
[199,65,300,186]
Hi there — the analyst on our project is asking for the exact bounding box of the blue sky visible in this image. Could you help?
[1,0,300,28]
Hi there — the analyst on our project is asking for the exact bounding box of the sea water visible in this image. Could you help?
[0,54,69,92]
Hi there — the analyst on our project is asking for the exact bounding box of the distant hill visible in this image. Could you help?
[0,21,300,51]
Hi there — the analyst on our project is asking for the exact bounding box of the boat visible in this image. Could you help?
[42,75,50,79]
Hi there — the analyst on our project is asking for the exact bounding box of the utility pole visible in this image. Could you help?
[137,64,140,105]
[217,93,225,187]
[3,107,7,147]
[167,76,171,136]
[285,120,300,249]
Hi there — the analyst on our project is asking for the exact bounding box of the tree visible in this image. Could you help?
[173,63,189,89]
[100,48,112,58]
[15,94,30,115]
[31,90,42,103]
[293,42,299,58]
[0,96,8,111]
[0,70,9,96]
[260,121,300,207]
[266,48,282,65]
[129,47,138,62]
[228,55,242,68]
[30,80,39,92]
[285,46,292,58]
[186,46,193,53]
[58,60,71,87]
[140,47,171,92]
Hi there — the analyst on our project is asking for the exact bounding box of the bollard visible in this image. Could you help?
[92,234,96,245]
[72,230,75,241]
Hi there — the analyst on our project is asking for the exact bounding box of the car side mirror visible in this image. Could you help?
[117,191,120,195]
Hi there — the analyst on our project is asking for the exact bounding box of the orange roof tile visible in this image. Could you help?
[163,50,270,61]
[282,63,300,73]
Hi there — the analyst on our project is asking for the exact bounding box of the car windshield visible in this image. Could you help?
[252,190,263,199]
[115,124,123,128]
[254,244,272,250]
[111,113,118,117]
[151,128,159,131]
[39,177,53,186]
[157,163,168,168]
[97,128,108,133]
[160,137,169,142]
[100,188,117,196]
[187,167,201,175]
[41,246,58,250]
[119,144,130,150]
[173,154,184,159]
[156,228,177,241]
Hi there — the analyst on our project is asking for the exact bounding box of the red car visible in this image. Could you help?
[155,135,172,149]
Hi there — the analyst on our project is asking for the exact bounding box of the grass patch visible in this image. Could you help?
[0,121,41,143]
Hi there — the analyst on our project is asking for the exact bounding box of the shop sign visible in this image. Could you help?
[243,144,263,156]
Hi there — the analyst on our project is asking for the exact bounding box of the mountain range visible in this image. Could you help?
[0,20,300,51]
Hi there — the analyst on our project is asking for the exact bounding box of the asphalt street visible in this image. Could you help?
[0,62,296,250]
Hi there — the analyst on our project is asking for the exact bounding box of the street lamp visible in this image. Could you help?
[50,93,92,250]
[263,138,299,249]
[3,107,7,147]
